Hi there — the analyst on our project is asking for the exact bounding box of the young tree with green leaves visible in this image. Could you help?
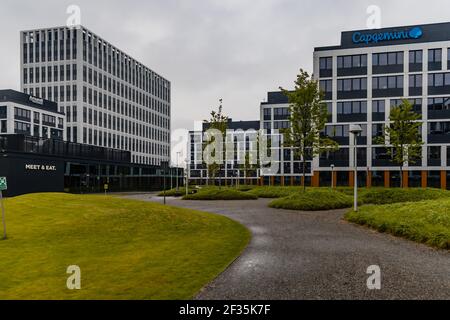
[280,69,338,192]
[203,99,229,186]
[375,99,423,188]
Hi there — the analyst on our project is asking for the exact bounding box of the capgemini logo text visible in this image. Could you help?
[352,27,423,44]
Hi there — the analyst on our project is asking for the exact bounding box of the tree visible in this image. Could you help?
[239,152,258,186]
[375,99,423,188]
[280,69,338,192]
[203,99,228,186]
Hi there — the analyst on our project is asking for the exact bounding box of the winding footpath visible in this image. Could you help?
[124,194,450,300]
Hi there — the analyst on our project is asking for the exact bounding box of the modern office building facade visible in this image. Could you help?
[0,89,64,140]
[20,26,171,166]
[188,120,261,185]
[313,22,450,189]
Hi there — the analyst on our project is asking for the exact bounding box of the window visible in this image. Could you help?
[428,49,442,63]
[320,80,332,93]
[337,54,367,68]
[14,121,31,134]
[324,125,349,138]
[428,146,441,161]
[428,49,442,71]
[42,114,56,126]
[337,78,367,92]
[428,97,450,111]
[372,124,385,141]
[409,50,423,64]
[263,108,272,120]
[372,100,385,113]
[372,76,403,89]
[428,73,450,87]
[0,106,6,119]
[373,52,403,66]
[428,122,450,135]
[409,74,423,88]
[337,101,367,114]
[14,107,31,121]
[274,107,290,120]
[320,57,332,70]
[1,120,7,133]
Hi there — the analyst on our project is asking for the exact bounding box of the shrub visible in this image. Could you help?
[157,188,196,197]
[247,186,299,198]
[359,188,450,205]
[183,188,258,200]
[345,199,450,249]
[269,190,353,211]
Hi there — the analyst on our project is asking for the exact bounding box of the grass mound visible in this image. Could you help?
[247,186,300,198]
[183,188,258,200]
[358,188,450,205]
[345,199,450,249]
[269,190,353,211]
[157,187,196,197]
[0,193,250,299]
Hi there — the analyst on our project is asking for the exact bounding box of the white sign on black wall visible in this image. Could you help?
[25,164,57,171]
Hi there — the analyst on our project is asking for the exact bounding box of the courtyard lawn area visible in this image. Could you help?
[0,193,250,300]
[345,199,450,250]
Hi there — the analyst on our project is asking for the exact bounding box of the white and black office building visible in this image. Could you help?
[312,22,450,188]
[188,120,261,184]
[20,26,171,166]
[0,89,64,140]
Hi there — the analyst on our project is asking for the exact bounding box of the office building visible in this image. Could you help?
[188,120,260,185]
[313,22,450,188]
[0,89,64,140]
[20,26,171,165]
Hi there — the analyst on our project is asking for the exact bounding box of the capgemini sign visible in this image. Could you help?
[352,27,423,45]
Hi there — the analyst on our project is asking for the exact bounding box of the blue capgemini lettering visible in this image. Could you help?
[352,27,423,44]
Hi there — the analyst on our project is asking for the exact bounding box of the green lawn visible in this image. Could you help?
[0,193,250,300]
[345,199,450,249]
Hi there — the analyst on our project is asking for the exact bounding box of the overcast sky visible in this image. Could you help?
[2,0,450,161]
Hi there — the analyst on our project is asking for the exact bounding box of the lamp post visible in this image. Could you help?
[349,124,363,212]
[330,164,335,189]
[185,158,189,197]
[176,152,181,191]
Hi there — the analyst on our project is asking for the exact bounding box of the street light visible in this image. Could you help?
[185,158,189,197]
[330,164,335,189]
[349,124,363,212]
[176,151,181,191]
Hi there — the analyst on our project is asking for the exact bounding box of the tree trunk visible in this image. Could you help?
[399,165,403,188]
[302,160,306,193]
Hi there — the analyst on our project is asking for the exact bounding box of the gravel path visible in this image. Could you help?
[124,194,450,300]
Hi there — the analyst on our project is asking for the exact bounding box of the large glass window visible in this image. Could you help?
[372,100,385,113]
[372,76,403,89]
[0,106,6,119]
[319,57,332,71]
[409,50,423,64]
[428,73,450,87]
[337,101,367,114]
[337,54,367,68]
[320,80,332,93]
[428,49,442,71]
[373,52,403,66]
[337,78,367,92]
